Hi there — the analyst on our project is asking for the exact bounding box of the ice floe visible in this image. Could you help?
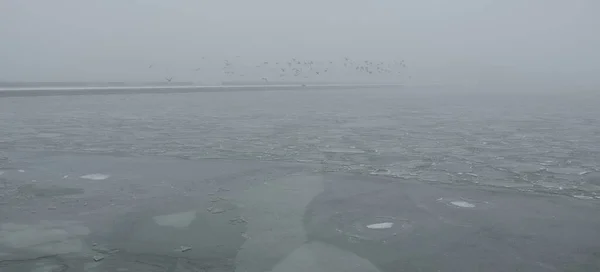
[450,201,476,208]
[366,222,394,229]
[572,195,594,200]
[80,174,110,180]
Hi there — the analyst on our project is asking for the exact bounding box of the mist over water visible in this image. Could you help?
[1,1,599,89]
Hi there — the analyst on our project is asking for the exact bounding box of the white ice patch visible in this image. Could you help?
[572,195,594,200]
[0,171,3,175]
[366,222,394,229]
[546,167,586,175]
[320,148,365,154]
[80,174,110,180]
[450,201,475,208]
[18,170,25,173]
[179,245,192,252]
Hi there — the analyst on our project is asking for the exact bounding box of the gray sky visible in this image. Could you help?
[1,0,598,87]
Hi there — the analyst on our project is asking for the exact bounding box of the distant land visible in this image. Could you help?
[0,81,195,88]
[0,82,405,98]
[0,80,404,88]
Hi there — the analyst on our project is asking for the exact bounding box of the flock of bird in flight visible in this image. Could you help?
[148,57,408,83]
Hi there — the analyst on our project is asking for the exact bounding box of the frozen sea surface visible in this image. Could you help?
[1,87,600,271]
[1,87,599,196]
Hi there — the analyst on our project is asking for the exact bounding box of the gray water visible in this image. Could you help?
[2,88,599,196]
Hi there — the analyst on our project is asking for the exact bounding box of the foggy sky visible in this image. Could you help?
[1,0,598,87]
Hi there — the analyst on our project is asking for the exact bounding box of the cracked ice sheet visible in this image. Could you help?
[0,221,90,257]
[233,175,325,272]
[270,241,380,272]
